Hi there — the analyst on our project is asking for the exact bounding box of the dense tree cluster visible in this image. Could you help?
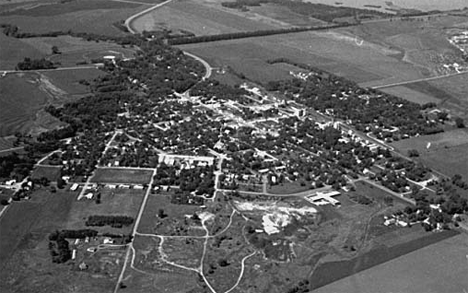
[0,153,34,181]
[16,57,55,70]
[85,215,134,228]
[48,231,72,263]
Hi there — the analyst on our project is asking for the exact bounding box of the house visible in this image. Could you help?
[78,262,88,270]
[306,191,341,206]
[103,237,114,244]
[134,185,144,190]
[70,183,79,191]
[84,193,93,199]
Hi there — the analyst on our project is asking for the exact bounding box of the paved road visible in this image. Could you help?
[124,0,213,80]
[124,0,174,34]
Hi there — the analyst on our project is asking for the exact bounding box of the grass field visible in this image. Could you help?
[0,189,75,267]
[0,33,44,69]
[313,232,467,293]
[131,0,277,36]
[31,165,62,182]
[66,188,144,234]
[0,4,143,36]
[0,73,50,136]
[42,68,105,96]
[1,0,138,17]
[0,188,125,293]
[179,28,423,85]
[20,35,136,67]
[91,168,153,184]
[429,72,468,119]
[380,85,442,104]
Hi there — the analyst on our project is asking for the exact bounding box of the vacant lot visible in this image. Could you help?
[91,168,153,184]
[313,232,467,293]
[66,188,144,234]
[42,67,105,96]
[131,0,277,36]
[31,165,62,182]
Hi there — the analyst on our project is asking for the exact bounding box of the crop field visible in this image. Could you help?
[391,129,468,176]
[0,4,143,36]
[313,232,467,293]
[0,189,75,268]
[0,73,50,136]
[246,2,325,27]
[428,73,468,119]
[66,188,144,234]
[131,0,277,36]
[20,36,136,67]
[380,85,441,104]
[180,29,423,85]
[0,0,138,17]
[91,168,153,184]
[0,33,45,69]
[0,136,16,151]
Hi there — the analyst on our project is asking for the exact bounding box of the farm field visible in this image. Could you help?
[312,233,468,293]
[179,29,423,85]
[0,33,44,69]
[0,73,65,137]
[66,188,144,234]
[180,14,468,88]
[0,188,125,293]
[0,2,143,36]
[391,129,468,177]
[19,35,136,67]
[130,0,278,37]
[428,73,468,119]
[380,85,441,104]
[0,0,138,17]
[91,168,154,184]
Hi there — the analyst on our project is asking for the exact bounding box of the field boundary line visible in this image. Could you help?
[372,70,468,89]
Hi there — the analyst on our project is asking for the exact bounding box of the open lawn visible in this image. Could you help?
[42,68,106,96]
[392,128,468,153]
[138,193,202,236]
[91,168,153,184]
[312,232,467,293]
[66,188,144,234]
[131,0,277,36]
[31,165,62,182]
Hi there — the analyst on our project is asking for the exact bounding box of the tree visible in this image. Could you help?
[455,117,465,128]
[57,177,66,189]
[0,199,9,205]
[157,209,167,218]
[51,46,60,54]
[408,149,419,157]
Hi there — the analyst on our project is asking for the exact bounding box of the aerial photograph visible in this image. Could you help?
[0,0,468,292]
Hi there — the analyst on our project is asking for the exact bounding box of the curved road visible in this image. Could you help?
[124,0,213,80]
